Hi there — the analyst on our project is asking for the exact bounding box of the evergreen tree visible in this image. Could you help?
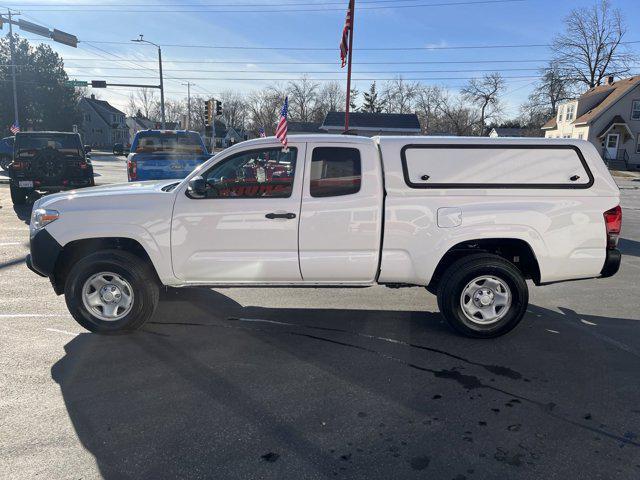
[0,35,82,133]
[361,82,384,113]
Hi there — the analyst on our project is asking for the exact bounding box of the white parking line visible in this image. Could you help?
[45,328,79,336]
[580,319,597,326]
[0,314,65,318]
[546,329,560,334]
[0,242,23,246]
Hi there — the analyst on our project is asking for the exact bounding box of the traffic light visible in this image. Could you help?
[204,99,213,125]
[215,100,223,116]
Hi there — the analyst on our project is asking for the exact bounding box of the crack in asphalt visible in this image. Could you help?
[147,318,640,448]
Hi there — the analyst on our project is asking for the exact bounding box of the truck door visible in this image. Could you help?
[298,142,384,283]
[171,143,305,283]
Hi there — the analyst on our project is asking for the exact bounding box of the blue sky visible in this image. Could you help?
[7,0,640,118]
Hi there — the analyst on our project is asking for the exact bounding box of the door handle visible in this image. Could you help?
[265,212,296,219]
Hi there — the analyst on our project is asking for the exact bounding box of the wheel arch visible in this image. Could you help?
[52,237,160,295]
[427,237,541,294]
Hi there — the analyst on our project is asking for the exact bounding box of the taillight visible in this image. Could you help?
[79,161,88,169]
[11,161,24,170]
[603,205,622,249]
[128,159,137,180]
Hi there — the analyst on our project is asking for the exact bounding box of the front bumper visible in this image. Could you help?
[27,229,62,278]
[600,248,621,278]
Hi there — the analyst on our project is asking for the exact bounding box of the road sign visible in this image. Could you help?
[91,80,107,88]
[66,80,89,87]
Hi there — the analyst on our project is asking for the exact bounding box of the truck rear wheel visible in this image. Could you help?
[436,254,528,338]
[64,250,159,334]
[10,183,28,205]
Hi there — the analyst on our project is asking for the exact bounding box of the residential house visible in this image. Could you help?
[209,120,246,149]
[542,75,640,170]
[79,95,129,148]
[320,112,421,136]
[489,127,544,138]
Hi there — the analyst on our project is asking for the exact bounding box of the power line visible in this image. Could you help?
[62,66,550,73]
[43,39,640,51]
[68,74,547,80]
[13,0,527,13]
[58,58,552,65]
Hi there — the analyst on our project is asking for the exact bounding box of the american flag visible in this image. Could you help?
[10,122,20,135]
[340,1,352,68]
[275,97,288,148]
[258,127,266,138]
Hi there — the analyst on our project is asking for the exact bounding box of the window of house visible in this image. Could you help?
[577,133,584,140]
[201,147,297,198]
[558,106,564,122]
[84,113,91,122]
[637,133,640,154]
[632,100,640,120]
[310,147,362,197]
[566,104,575,121]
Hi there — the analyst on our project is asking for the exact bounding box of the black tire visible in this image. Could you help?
[64,249,159,334]
[10,183,28,205]
[436,254,528,338]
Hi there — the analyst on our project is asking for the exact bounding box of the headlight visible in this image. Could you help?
[31,209,60,230]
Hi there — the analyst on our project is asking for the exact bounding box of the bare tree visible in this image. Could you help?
[520,64,575,127]
[288,76,319,122]
[219,90,248,129]
[414,85,443,134]
[135,88,157,119]
[246,86,285,135]
[382,77,418,113]
[315,81,345,120]
[436,92,479,136]
[552,0,635,88]
[461,73,505,135]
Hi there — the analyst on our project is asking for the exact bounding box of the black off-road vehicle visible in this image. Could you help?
[9,132,94,205]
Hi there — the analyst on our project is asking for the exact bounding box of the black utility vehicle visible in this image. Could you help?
[9,132,94,205]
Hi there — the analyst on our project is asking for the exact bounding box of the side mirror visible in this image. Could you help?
[187,175,207,199]
[84,145,92,153]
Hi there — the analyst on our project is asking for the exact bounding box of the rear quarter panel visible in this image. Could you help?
[375,137,620,285]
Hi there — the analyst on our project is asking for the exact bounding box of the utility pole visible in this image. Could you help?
[132,35,165,128]
[182,82,193,130]
[7,9,19,130]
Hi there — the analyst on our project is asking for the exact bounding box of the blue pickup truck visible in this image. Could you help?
[127,130,210,181]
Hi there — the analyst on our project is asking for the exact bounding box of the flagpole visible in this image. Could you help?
[344,0,355,133]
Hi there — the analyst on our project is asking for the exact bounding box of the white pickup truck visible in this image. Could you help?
[26,135,622,338]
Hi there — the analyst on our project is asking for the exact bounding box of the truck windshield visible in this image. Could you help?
[16,134,82,158]
[134,132,205,154]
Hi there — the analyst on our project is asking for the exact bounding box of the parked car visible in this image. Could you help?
[127,130,209,181]
[26,135,621,337]
[0,136,14,170]
[112,143,129,156]
[9,131,94,205]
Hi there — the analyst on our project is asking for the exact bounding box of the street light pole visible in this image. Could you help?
[132,35,165,129]
[8,9,19,129]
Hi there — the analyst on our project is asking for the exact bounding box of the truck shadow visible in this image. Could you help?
[50,288,640,479]
[619,237,640,258]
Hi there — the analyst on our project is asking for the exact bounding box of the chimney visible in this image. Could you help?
[90,93,95,99]
[606,75,615,85]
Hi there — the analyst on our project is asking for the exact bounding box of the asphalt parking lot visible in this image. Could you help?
[1,156,640,479]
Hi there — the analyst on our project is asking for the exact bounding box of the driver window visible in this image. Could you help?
[201,147,297,198]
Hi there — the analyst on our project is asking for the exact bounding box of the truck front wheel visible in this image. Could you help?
[10,183,28,205]
[436,254,528,338]
[64,250,159,334]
